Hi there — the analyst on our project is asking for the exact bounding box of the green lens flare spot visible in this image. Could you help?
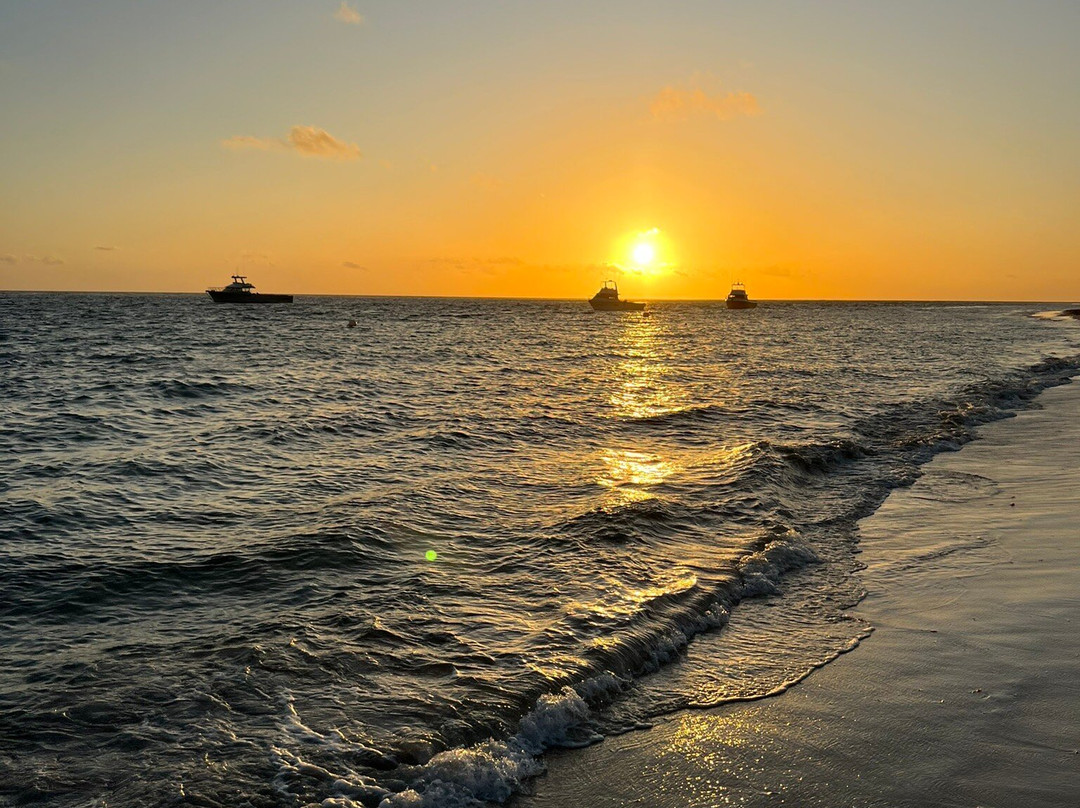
[425,550,438,562]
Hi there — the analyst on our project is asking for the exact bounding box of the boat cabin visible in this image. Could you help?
[224,275,255,292]
[593,280,620,300]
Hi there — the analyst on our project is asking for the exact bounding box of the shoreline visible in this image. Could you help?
[517,379,1080,807]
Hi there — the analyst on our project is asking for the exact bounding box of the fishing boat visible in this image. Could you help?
[206,275,293,304]
[589,281,645,312]
[725,282,757,310]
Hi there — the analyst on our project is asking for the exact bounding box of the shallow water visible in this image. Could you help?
[1,294,1077,807]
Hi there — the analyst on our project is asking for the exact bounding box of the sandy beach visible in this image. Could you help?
[518,379,1080,808]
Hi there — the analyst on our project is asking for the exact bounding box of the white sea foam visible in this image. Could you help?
[738,537,820,597]
[375,685,602,807]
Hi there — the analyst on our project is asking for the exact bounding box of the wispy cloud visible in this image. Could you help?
[222,126,361,161]
[427,256,524,268]
[222,135,280,152]
[759,265,796,278]
[334,1,364,25]
[94,245,119,252]
[703,264,801,280]
[650,85,761,121]
[287,125,361,159]
[6,254,66,266]
[424,256,531,277]
[342,261,366,269]
[469,173,503,192]
[239,250,274,266]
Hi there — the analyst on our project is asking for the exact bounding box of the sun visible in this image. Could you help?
[631,241,656,267]
[614,227,669,278]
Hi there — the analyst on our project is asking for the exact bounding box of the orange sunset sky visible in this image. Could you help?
[2,1,1078,300]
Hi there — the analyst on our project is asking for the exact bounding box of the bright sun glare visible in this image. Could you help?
[618,227,666,277]
[631,242,656,266]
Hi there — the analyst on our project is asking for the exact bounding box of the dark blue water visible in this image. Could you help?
[1,294,1077,807]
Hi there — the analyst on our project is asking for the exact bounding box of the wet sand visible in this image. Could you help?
[518,380,1080,808]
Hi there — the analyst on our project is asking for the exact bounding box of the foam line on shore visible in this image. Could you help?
[516,379,1080,808]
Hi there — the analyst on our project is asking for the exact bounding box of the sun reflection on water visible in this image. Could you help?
[607,313,689,421]
[596,314,688,506]
[596,449,678,507]
[599,449,676,488]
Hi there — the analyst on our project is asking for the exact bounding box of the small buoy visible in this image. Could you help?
[347,319,357,328]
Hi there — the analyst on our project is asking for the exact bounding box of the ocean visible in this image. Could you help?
[1,293,1077,807]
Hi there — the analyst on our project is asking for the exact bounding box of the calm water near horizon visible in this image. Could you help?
[2,294,1078,807]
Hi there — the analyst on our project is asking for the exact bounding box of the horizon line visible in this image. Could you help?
[2,289,1078,305]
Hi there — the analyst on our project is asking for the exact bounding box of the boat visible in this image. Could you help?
[589,280,646,312]
[725,282,757,310]
[206,275,293,304]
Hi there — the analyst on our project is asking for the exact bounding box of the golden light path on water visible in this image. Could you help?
[570,312,774,659]
[608,312,687,421]
[598,311,752,504]
[564,312,750,656]
[600,313,684,507]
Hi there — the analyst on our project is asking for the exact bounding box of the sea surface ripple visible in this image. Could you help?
[0,294,1077,807]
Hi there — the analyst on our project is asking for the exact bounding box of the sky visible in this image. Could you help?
[2,1,1078,300]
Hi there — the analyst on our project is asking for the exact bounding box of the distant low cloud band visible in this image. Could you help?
[0,254,65,266]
